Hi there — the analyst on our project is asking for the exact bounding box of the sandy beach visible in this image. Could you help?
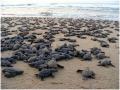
[1,17,119,89]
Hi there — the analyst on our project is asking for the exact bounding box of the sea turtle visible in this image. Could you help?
[97,59,115,67]
[34,38,45,43]
[2,67,24,78]
[70,44,79,47]
[83,53,92,60]
[59,38,67,41]
[51,53,68,61]
[95,52,109,59]
[18,31,29,37]
[1,57,16,64]
[79,36,86,39]
[68,39,76,42]
[77,50,88,58]
[47,59,64,69]
[91,38,98,41]
[108,37,118,43]
[24,56,38,63]
[90,47,103,55]
[38,64,48,71]
[32,47,37,53]
[29,60,46,68]
[13,52,28,60]
[77,67,95,80]
[1,60,12,67]
[35,68,58,80]
[12,43,21,50]
[100,41,109,48]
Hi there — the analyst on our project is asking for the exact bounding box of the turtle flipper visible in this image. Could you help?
[51,73,55,78]
[110,63,115,67]
[38,68,42,71]
[103,65,109,68]
[76,69,83,73]
[97,64,101,66]
[35,74,39,77]
[41,77,44,81]
[57,64,64,68]
[91,76,95,79]
[4,72,12,78]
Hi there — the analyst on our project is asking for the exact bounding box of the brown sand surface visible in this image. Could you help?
[1,17,119,89]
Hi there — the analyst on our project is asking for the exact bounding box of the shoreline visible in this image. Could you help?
[1,16,119,22]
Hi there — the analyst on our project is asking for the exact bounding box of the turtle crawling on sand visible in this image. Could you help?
[38,64,48,71]
[77,50,92,61]
[95,52,109,60]
[12,43,22,50]
[77,50,88,58]
[77,67,95,80]
[83,53,92,60]
[1,60,12,67]
[35,68,58,80]
[25,56,37,63]
[2,67,24,78]
[100,41,109,48]
[29,60,46,68]
[38,60,64,71]
[47,60,64,69]
[90,47,103,55]
[108,37,118,43]
[1,57,16,64]
[97,59,115,67]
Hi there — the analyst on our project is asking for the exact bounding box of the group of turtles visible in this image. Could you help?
[1,17,118,81]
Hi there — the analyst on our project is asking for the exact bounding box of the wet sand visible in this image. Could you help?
[1,17,119,89]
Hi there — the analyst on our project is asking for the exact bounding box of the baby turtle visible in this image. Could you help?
[90,47,103,55]
[59,38,67,41]
[79,36,86,39]
[13,51,28,60]
[25,56,38,63]
[96,52,109,60]
[91,38,98,41]
[2,67,24,78]
[47,60,64,69]
[68,39,76,42]
[108,37,118,43]
[97,59,115,67]
[100,41,109,48]
[77,50,88,58]
[1,57,16,64]
[38,64,48,71]
[12,43,21,50]
[83,53,92,61]
[1,60,12,67]
[77,67,95,80]
[31,47,37,53]
[29,60,46,68]
[35,68,58,80]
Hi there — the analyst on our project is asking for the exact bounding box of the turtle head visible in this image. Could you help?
[51,68,58,72]
[5,72,12,78]
[18,71,24,74]
[98,61,101,63]
[35,74,39,77]
[28,63,34,67]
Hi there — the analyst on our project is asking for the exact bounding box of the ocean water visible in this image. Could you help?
[1,3,119,21]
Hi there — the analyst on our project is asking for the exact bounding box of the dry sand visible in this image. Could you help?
[1,17,119,89]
